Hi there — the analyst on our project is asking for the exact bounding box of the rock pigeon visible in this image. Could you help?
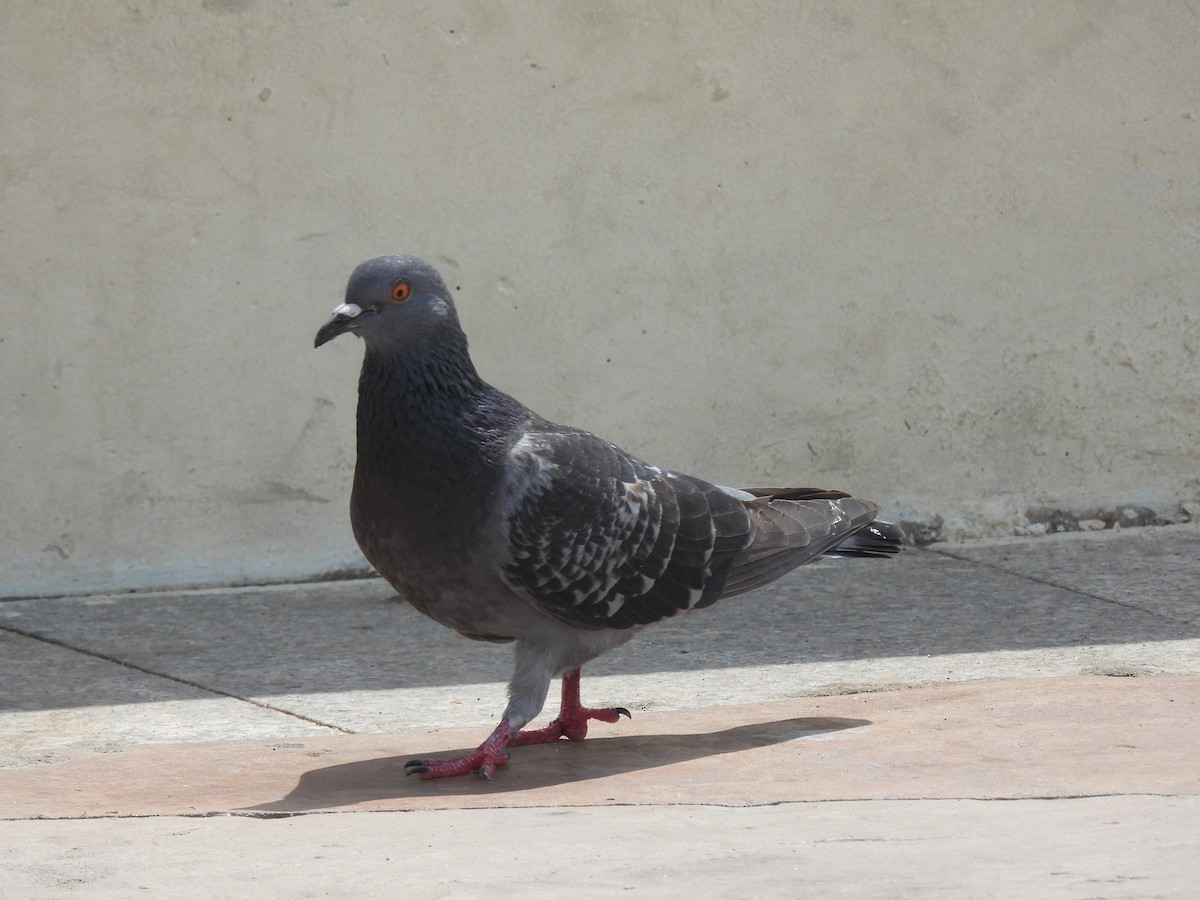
[315,255,902,779]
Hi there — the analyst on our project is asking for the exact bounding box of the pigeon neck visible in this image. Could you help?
[353,338,520,498]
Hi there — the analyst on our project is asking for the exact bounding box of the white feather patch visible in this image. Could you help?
[715,484,756,501]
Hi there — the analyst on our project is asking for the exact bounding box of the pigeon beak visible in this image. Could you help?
[314,302,364,348]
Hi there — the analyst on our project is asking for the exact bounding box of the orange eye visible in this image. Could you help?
[390,282,411,302]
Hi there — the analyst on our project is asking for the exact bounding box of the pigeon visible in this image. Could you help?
[315,255,902,779]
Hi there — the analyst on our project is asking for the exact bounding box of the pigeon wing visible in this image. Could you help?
[500,428,754,630]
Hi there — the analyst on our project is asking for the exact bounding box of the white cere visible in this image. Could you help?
[332,302,363,318]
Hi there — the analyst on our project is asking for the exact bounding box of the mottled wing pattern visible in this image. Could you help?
[500,428,755,629]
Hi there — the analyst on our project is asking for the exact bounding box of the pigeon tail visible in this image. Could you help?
[718,494,888,597]
[739,485,904,560]
[824,519,905,559]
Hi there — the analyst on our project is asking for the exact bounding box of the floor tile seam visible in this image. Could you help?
[928,548,1190,623]
[0,575,383,604]
[0,622,357,735]
[2,792,1192,824]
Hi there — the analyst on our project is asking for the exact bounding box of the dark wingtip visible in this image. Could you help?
[824,520,906,559]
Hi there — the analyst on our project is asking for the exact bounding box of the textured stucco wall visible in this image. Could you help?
[3,2,1198,597]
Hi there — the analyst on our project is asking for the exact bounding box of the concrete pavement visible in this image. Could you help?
[2,524,1198,897]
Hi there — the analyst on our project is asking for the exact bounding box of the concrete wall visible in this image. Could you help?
[3,2,1198,597]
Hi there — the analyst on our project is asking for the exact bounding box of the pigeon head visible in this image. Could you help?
[314,255,460,350]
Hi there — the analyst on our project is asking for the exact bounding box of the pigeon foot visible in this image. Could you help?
[510,666,631,745]
[404,720,515,780]
[508,704,630,744]
[404,668,630,780]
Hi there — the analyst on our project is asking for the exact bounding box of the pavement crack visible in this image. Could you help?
[930,549,1187,623]
[0,621,356,735]
[6,793,1187,824]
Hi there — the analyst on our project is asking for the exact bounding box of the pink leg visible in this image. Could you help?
[509,668,631,746]
[404,668,630,780]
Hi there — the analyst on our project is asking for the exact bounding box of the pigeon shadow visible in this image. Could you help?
[246,715,869,813]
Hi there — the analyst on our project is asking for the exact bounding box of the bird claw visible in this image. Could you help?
[403,747,510,780]
[583,705,632,726]
[403,755,508,780]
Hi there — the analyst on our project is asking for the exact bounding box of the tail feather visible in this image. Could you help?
[741,487,903,558]
[823,519,904,559]
[719,495,881,598]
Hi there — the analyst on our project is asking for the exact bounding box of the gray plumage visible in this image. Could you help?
[315,255,901,778]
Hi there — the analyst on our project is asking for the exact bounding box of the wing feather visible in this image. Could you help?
[501,428,752,629]
[500,434,896,629]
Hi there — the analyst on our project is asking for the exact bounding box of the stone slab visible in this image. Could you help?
[0,631,329,767]
[2,675,1194,820]
[3,796,1197,899]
